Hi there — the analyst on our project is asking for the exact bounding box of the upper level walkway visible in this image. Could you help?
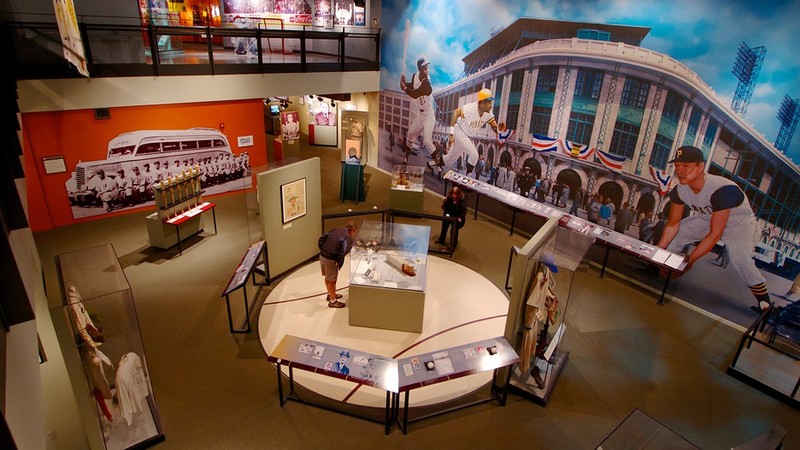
[3,20,380,79]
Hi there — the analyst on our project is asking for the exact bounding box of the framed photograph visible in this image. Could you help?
[280,111,300,141]
[280,178,307,223]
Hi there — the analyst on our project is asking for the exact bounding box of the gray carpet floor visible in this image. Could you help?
[34,140,800,449]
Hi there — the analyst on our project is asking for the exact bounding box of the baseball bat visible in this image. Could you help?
[401,18,410,78]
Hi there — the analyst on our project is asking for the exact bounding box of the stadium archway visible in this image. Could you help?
[522,157,542,179]
[556,168,582,192]
[636,192,657,214]
[597,181,624,209]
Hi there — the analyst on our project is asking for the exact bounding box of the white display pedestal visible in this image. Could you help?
[348,284,425,333]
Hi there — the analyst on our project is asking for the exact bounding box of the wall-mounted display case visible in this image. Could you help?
[57,244,165,450]
[349,221,430,332]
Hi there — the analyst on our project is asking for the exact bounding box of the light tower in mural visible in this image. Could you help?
[775,95,800,154]
[730,42,766,117]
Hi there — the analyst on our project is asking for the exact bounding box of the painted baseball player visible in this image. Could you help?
[446,88,498,176]
[400,56,437,172]
[657,145,771,313]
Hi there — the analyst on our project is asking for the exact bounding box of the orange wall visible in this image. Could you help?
[23,99,267,231]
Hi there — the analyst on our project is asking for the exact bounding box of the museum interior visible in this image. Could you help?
[2,1,800,450]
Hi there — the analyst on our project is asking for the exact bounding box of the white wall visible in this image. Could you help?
[18,72,380,113]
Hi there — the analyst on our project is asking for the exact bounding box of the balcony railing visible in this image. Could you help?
[3,21,380,79]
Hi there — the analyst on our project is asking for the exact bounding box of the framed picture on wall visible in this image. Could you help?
[280,178,307,223]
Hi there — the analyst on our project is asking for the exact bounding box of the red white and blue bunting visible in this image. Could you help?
[530,134,625,171]
[649,166,673,195]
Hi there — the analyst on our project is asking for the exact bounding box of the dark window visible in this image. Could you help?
[574,68,603,99]
[198,140,213,149]
[109,145,135,157]
[703,120,718,149]
[137,143,161,154]
[530,106,551,136]
[661,90,684,123]
[609,120,640,158]
[683,108,702,145]
[535,66,559,93]
[181,141,198,149]
[566,112,594,145]
[505,104,520,131]
[620,77,650,109]
[162,142,181,152]
[493,76,505,119]
[649,134,673,170]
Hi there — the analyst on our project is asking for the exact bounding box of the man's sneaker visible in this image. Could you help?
[326,293,343,301]
[328,300,346,308]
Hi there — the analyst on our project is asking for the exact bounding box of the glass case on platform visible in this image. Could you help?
[390,165,425,192]
[349,221,430,292]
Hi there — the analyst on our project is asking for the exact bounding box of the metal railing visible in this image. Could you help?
[3,20,380,79]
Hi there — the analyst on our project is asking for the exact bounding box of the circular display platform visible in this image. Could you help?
[258,255,510,408]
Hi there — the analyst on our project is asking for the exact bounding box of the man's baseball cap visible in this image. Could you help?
[417,56,430,68]
[477,88,493,102]
[668,145,705,163]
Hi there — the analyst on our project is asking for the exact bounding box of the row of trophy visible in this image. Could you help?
[153,167,203,221]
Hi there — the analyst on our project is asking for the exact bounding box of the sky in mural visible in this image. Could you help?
[380,0,800,163]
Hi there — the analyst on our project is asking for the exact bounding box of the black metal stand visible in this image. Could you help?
[273,362,396,435]
[222,242,269,334]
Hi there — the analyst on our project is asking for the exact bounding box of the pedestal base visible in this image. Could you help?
[389,188,424,212]
[348,284,425,333]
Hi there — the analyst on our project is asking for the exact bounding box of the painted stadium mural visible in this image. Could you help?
[377,0,800,327]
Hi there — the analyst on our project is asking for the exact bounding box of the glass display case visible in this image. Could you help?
[349,221,429,291]
[348,221,431,332]
[57,244,165,450]
[389,165,425,212]
[390,165,425,192]
[341,110,369,165]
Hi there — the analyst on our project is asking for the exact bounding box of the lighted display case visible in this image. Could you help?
[389,165,425,212]
[57,244,164,450]
[390,165,424,192]
[348,221,430,332]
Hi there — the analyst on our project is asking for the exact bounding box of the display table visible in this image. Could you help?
[443,170,688,303]
[221,240,270,334]
[396,336,519,434]
[348,221,429,333]
[267,334,398,434]
[147,201,216,255]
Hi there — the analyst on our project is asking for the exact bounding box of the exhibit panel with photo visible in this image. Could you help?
[22,99,267,231]
[280,111,300,141]
[376,0,800,327]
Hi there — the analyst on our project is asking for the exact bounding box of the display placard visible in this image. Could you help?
[42,155,67,174]
[237,135,254,147]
